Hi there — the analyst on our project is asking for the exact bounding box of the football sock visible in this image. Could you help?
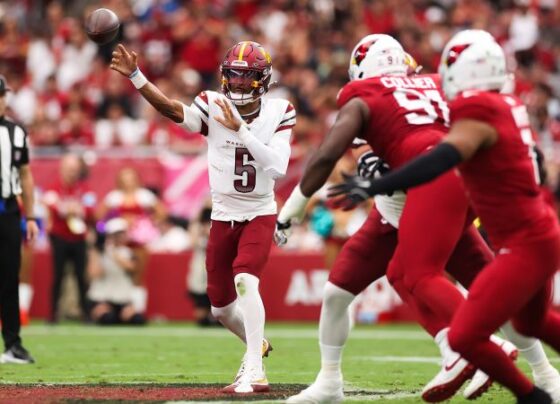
[234,273,265,370]
[211,300,246,343]
[18,283,33,312]
[501,322,553,375]
[434,327,454,358]
[318,282,355,378]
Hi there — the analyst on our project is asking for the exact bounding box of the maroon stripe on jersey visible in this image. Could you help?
[200,121,208,136]
[198,91,209,105]
[285,103,295,113]
[279,114,296,125]
[194,100,209,118]
[275,124,294,133]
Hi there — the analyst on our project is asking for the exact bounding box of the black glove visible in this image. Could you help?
[327,173,377,211]
[357,151,390,179]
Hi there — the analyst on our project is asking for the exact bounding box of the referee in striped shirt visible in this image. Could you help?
[0,76,37,364]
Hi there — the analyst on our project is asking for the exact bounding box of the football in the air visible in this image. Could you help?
[85,8,120,45]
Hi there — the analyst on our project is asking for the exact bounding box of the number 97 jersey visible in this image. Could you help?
[337,74,449,168]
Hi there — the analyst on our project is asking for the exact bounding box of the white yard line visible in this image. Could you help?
[22,326,429,340]
[354,355,441,364]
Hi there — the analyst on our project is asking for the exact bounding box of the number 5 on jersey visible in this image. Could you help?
[234,147,256,193]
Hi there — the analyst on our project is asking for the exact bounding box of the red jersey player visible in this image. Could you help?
[278,34,488,401]
[284,43,560,403]
[330,30,560,404]
[110,42,296,393]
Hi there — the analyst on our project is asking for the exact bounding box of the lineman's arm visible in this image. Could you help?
[110,44,204,131]
[299,98,370,196]
[276,98,369,230]
[328,119,497,208]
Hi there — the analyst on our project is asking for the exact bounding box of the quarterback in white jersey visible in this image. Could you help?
[110,41,295,394]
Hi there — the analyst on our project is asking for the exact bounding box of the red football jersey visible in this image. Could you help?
[450,91,559,249]
[337,74,448,167]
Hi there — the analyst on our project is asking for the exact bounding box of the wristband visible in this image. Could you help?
[129,68,148,89]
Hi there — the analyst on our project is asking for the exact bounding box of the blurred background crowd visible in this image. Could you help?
[1,0,560,322]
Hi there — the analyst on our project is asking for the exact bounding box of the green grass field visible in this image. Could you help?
[0,322,545,402]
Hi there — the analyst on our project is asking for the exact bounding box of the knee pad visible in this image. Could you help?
[323,282,355,309]
[97,311,118,325]
[233,273,259,298]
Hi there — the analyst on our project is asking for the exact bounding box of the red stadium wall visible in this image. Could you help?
[28,250,416,322]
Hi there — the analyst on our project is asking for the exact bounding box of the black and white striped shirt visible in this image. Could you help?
[0,116,29,199]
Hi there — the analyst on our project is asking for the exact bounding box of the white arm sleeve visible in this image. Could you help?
[238,126,292,180]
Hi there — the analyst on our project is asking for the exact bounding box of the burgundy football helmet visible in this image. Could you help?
[221,41,272,105]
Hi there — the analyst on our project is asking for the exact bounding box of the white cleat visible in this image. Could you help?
[534,366,560,404]
[286,375,344,404]
[226,365,269,394]
[463,339,518,400]
[222,338,273,392]
[422,353,475,403]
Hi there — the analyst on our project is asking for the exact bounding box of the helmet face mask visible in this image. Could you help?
[221,42,272,105]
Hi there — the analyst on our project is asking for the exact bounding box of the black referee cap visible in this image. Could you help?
[0,76,11,95]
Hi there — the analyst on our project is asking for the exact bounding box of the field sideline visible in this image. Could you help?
[0,323,546,402]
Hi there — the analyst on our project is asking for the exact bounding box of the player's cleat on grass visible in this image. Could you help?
[223,338,273,391]
[0,344,35,364]
[223,365,269,393]
[463,339,518,400]
[286,373,344,403]
[534,366,560,403]
[517,386,552,404]
[421,353,475,402]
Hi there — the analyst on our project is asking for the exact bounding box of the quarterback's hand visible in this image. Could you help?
[357,151,390,179]
[214,98,242,132]
[274,221,290,246]
[327,172,376,211]
[110,44,138,77]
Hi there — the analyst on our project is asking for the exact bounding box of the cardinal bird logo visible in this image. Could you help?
[352,39,378,66]
[445,44,471,67]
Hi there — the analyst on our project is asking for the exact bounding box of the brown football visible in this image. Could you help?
[85,8,120,45]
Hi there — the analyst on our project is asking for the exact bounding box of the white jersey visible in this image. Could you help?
[374,193,405,229]
[352,138,406,229]
[181,90,295,221]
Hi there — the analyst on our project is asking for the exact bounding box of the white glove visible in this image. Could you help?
[275,185,310,246]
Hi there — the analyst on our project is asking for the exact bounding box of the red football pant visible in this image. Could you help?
[448,235,560,397]
[387,170,471,326]
[329,207,493,337]
[205,215,276,308]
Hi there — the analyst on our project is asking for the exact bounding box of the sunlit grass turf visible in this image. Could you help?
[0,322,547,402]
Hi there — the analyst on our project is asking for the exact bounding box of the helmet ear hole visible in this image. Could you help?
[358,72,364,79]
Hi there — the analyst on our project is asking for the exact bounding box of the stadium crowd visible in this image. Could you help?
[0,0,557,151]
[1,0,559,251]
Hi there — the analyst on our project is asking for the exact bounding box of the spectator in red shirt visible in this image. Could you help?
[43,154,96,323]
[58,104,94,146]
